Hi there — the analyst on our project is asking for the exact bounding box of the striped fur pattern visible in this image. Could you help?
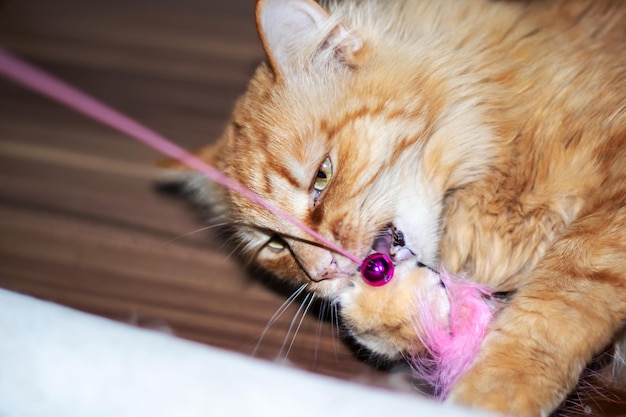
[169,1,626,415]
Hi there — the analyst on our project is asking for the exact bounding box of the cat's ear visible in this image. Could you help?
[256,0,362,79]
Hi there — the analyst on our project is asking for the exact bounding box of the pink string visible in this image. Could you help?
[0,48,360,265]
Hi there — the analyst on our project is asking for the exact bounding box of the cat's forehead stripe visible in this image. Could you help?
[318,100,434,142]
[271,163,302,190]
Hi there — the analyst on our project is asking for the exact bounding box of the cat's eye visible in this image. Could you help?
[313,157,333,193]
[266,236,286,252]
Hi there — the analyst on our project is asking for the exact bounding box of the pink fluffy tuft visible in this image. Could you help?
[413,270,495,399]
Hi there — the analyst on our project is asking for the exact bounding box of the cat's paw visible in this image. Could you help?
[339,264,446,359]
[448,331,570,417]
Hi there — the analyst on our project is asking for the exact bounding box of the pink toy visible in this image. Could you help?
[361,253,395,286]
[414,270,495,399]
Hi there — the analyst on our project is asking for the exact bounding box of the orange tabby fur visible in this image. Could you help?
[166,0,626,415]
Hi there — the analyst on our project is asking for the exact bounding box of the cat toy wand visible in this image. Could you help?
[0,48,393,286]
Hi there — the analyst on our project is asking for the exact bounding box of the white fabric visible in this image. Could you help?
[0,289,492,417]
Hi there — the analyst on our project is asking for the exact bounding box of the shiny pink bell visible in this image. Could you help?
[361,253,394,286]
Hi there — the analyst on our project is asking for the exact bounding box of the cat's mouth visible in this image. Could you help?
[371,224,415,263]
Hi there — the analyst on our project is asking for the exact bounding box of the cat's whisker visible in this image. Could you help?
[313,299,327,368]
[159,223,231,247]
[283,293,316,361]
[554,363,623,417]
[276,292,312,361]
[611,343,626,380]
[558,393,596,417]
[220,237,249,263]
[329,302,340,361]
[252,283,308,357]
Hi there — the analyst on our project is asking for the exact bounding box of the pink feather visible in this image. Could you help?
[413,270,495,399]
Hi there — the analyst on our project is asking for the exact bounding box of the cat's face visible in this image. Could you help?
[219,62,445,296]
[184,0,496,359]
[214,68,447,357]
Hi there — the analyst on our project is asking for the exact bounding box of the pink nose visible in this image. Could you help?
[315,260,338,281]
[312,257,359,282]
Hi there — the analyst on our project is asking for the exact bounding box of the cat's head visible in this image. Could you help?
[169,0,497,359]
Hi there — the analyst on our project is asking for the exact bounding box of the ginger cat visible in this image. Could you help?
[166,0,626,415]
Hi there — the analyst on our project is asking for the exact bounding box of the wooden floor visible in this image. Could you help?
[0,0,623,415]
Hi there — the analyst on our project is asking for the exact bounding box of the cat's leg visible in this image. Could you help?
[448,203,626,417]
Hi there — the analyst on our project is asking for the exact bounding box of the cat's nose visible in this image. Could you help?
[318,260,338,280]
[313,257,357,281]
[292,241,356,281]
